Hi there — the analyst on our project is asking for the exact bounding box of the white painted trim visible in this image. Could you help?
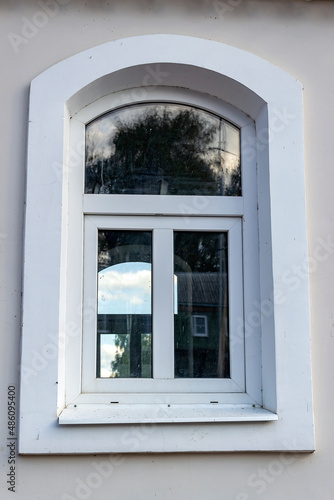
[240,122,262,403]
[83,195,244,217]
[19,35,314,454]
[84,215,241,231]
[59,404,278,425]
[228,219,245,391]
[68,391,258,405]
[73,86,252,127]
[152,229,174,380]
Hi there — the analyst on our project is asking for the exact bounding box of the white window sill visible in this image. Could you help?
[59,404,278,425]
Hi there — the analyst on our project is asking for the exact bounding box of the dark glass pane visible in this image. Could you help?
[85,103,241,196]
[97,230,152,378]
[174,232,229,378]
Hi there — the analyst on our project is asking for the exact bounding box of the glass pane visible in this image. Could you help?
[174,232,229,378]
[85,103,241,196]
[97,230,152,378]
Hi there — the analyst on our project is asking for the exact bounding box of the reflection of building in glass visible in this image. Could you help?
[192,315,208,337]
[174,273,229,379]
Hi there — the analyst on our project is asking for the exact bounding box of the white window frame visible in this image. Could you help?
[64,87,261,416]
[19,34,314,453]
[81,216,243,396]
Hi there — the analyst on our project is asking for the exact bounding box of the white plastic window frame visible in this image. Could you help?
[19,35,314,454]
[82,216,244,397]
[63,87,262,419]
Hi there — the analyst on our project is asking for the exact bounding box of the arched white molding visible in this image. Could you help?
[20,35,314,454]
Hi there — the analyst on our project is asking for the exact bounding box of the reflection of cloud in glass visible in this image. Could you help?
[100,339,124,377]
[98,262,151,314]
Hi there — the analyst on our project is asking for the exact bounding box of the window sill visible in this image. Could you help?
[58,404,278,425]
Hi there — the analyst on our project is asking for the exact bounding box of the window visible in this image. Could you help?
[192,316,208,338]
[85,102,240,386]
[63,90,263,416]
[82,216,243,398]
[19,35,314,453]
[76,99,250,404]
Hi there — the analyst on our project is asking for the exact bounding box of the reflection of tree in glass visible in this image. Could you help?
[111,109,216,194]
[98,230,151,272]
[110,333,152,378]
[86,107,241,195]
[140,334,152,378]
[174,232,229,379]
[111,334,130,378]
[224,169,241,197]
[174,232,227,273]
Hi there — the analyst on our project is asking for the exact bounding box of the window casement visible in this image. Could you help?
[62,90,267,423]
[19,35,315,453]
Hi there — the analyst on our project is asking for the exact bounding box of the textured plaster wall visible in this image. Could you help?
[0,0,334,499]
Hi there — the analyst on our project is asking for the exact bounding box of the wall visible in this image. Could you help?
[1,0,334,498]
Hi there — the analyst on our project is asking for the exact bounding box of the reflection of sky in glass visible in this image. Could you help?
[98,262,151,315]
[98,261,178,315]
[100,333,123,378]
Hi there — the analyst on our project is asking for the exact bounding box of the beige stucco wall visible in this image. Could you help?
[1,0,334,498]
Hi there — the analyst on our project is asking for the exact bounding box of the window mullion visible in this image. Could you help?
[152,228,174,379]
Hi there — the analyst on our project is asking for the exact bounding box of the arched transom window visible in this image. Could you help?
[85,103,241,197]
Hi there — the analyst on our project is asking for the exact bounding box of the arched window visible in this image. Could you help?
[85,103,241,382]
[78,91,251,401]
[19,35,314,454]
[85,103,241,196]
